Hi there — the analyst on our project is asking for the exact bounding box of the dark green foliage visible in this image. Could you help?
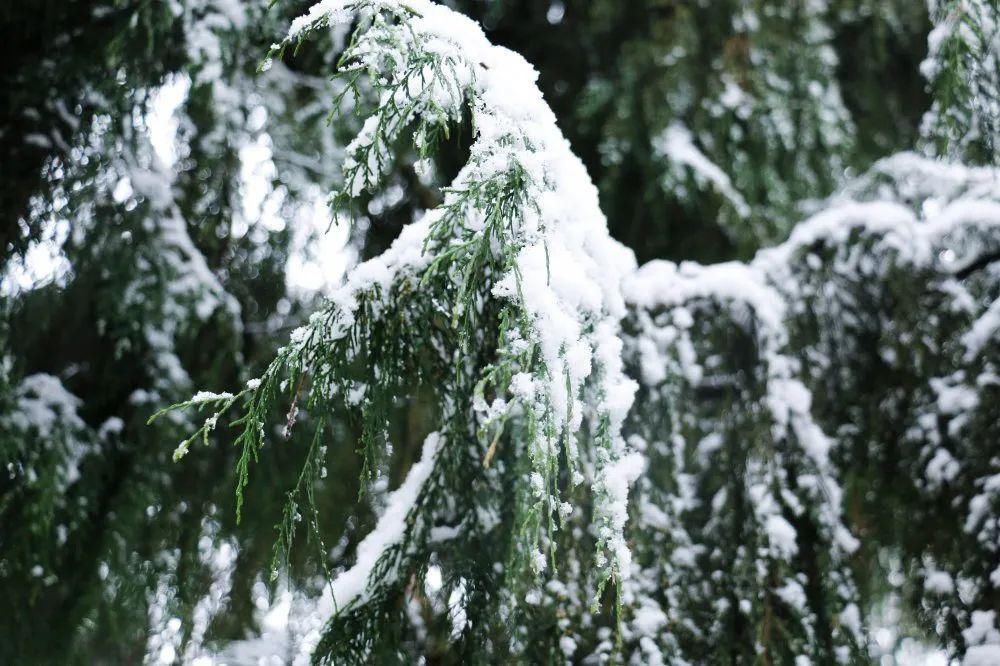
[2,0,999,664]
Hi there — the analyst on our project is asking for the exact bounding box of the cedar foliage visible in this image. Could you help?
[1,0,999,664]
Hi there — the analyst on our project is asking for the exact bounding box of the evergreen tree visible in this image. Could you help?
[2,0,999,664]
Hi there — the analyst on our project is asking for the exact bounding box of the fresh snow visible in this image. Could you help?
[280,0,641,588]
[296,432,442,661]
[330,432,440,609]
[654,122,750,218]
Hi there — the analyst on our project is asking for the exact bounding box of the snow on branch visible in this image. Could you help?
[620,154,1000,663]
[165,0,643,658]
[147,0,1000,654]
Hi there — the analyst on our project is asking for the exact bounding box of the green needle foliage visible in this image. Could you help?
[2,0,1000,664]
